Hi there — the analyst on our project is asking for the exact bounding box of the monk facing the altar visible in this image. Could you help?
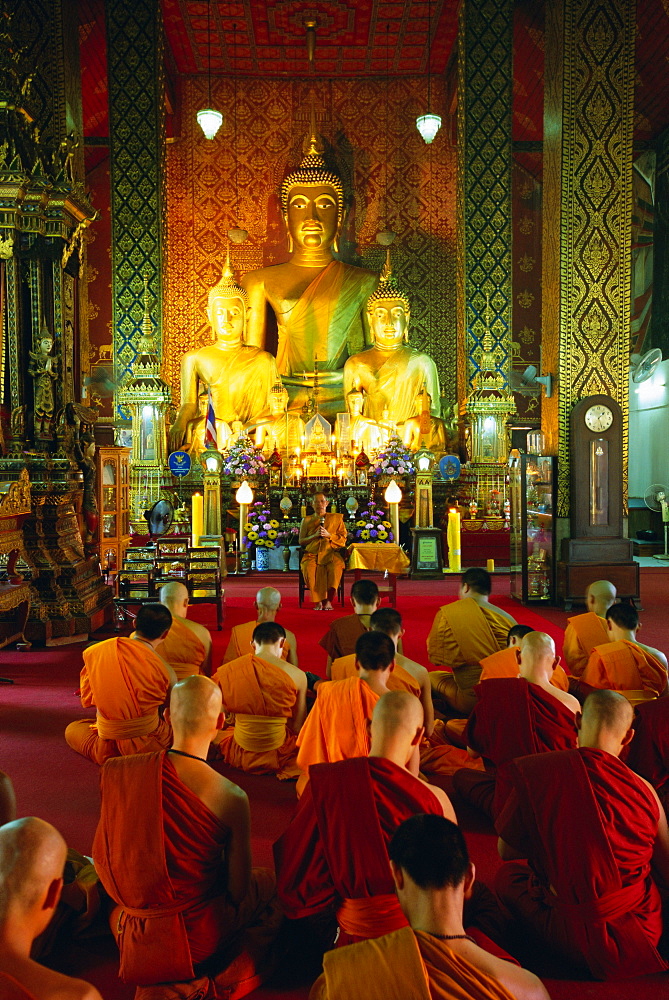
[309,814,550,1000]
[213,622,306,779]
[321,578,380,666]
[0,817,101,1000]
[65,604,176,765]
[222,586,298,666]
[242,134,377,396]
[276,691,453,948]
[563,579,616,679]
[428,568,517,716]
[299,492,348,611]
[169,255,279,452]
[496,690,669,980]
[480,624,570,691]
[93,676,278,990]
[452,632,579,820]
[343,254,441,426]
[157,581,212,679]
[579,602,668,701]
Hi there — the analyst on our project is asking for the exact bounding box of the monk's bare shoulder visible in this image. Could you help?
[639,641,669,669]
[399,655,429,683]
[424,780,456,822]
[281,660,307,691]
[51,979,103,1000]
[9,964,102,1000]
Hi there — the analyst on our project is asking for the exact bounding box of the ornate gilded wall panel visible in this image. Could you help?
[164,74,457,407]
[457,0,514,393]
[553,0,634,515]
[648,129,669,358]
[106,0,166,397]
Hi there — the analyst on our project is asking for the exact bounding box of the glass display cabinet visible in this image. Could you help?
[510,453,557,603]
[95,446,131,575]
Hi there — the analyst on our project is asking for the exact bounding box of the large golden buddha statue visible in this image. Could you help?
[169,256,279,453]
[343,253,441,426]
[241,131,378,412]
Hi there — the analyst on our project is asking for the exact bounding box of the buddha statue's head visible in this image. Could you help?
[269,382,289,416]
[346,389,365,418]
[281,133,344,256]
[366,251,411,350]
[206,252,249,347]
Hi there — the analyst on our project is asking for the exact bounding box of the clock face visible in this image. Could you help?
[584,404,614,433]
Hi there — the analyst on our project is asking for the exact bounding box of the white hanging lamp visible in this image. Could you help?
[197,1,223,140]
[417,0,441,144]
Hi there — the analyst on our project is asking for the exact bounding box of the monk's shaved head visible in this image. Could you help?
[160,580,189,609]
[519,632,555,682]
[372,690,424,739]
[586,580,616,616]
[0,817,66,921]
[581,690,634,739]
[256,587,281,610]
[169,675,222,736]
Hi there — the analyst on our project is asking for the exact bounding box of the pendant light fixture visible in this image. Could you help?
[416,0,441,144]
[377,22,396,246]
[197,0,223,140]
[228,22,248,243]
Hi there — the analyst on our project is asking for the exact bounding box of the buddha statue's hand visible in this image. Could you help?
[169,404,199,452]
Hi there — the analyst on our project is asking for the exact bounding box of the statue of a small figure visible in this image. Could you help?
[28,333,59,439]
[74,431,99,556]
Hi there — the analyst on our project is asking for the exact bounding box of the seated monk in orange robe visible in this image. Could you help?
[581,603,668,703]
[212,621,307,779]
[563,579,615,679]
[321,578,380,670]
[496,690,669,981]
[296,632,396,797]
[277,692,454,946]
[427,568,517,716]
[222,586,298,666]
[0,817,102,1000]
[299,491,348,610]
[452,632,579,820]
[479,624,570,691]
[627,696,669,813]
[310,814,549,1000]
[93,676,279,993]
[64,604,177,765]
[156,580,212,678]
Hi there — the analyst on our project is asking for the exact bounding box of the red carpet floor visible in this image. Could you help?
[1,570,668,998]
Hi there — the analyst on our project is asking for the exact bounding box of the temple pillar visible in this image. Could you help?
[541,0,635,521]
[105,0,167,402]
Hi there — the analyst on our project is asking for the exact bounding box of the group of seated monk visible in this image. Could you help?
[5,567,669,998]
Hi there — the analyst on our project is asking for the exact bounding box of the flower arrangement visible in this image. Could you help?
[350,502,395,544]
[223,434,267,477]
[370,436,415,478]
[244,502,280,549]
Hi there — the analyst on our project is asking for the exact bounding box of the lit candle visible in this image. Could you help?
[300,504,307,518]
[447,508,461,573]
[191,493,203,548]
[487,558,495,574]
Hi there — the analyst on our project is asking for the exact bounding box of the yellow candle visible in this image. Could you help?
[487,558,495,574]
[191,492,203,548]
[300,504,307,517]
[447,508,461,573]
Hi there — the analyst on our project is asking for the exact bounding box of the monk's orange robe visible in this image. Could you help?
[93,751,278,987]
[64,637,171,765]
[300,512,348,604]
[213,653,300,779]
[563,612,608,678]
[582,639,667,702]
[330,652,420,696]
[479,646,570,691]
[156,617,206,680]
[310,926,517,1000]
[222,619,292,663]
[0,973,39,1000]
[296,677,379,795]
[427,600,512,715]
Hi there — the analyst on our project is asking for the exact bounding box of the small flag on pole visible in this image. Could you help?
[204,389,217,450]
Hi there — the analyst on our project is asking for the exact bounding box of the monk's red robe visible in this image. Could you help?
[212,654,299,779]
[275,756,443,944]
[93,751,276,986]
[582,639,667,701]
[563,612,608,678]
[0,973,39,1000]
[156,617,206,680]
[495,747,667,980]
[320,613,371,660]
[222,619,292,664]
[626,696,669,811]
[453,678,577,819]
[310,926,517,1000]
[64,637,171,765]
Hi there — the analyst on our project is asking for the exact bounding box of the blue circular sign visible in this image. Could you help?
[168,451,192,477]
[439,455,461,481]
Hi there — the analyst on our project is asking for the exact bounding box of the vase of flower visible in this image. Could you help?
[255,546,270,571]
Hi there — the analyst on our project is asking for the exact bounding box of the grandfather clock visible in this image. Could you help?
[559,394,639,607]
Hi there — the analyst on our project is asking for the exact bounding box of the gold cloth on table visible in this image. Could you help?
[347,544,410,575]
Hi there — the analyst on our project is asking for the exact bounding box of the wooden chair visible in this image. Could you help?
[114,549,157,628]
[298,549,346,608]
[351,568,397,607]
[185,547,225,630]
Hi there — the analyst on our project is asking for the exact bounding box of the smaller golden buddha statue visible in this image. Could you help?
[169,253,279,453]
[346,389,382,456]
[185,391,232,456]
[255,382,305,456]
[343,251,441,425]
[402,386,448,456]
